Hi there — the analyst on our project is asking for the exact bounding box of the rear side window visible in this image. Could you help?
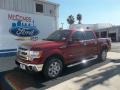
[84,31,95,40]
[72,31,85,41]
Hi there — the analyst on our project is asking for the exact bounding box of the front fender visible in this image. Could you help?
[43,48,64,63]
[101,43,109,51]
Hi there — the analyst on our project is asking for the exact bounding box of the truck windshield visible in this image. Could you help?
[45,30,70,41]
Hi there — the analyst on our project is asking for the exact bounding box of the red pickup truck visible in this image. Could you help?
[15,29,111,79]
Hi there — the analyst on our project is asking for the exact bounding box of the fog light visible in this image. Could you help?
[28,66,33,71]
[33,66,38,71]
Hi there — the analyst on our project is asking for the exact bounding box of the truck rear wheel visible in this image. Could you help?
[43,57,63,79]
[98,49,107,61]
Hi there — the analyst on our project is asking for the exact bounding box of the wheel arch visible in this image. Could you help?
[43,54,65,68]
[101,44,109,51]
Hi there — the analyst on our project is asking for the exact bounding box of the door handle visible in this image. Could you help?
[94,42,97,45]
[80,41,87,46]
[83,42,87,46]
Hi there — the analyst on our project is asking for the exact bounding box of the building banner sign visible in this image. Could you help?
[8,14,39,37]
[0,9,56,50]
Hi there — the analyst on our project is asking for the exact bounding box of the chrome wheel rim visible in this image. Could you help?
[102,50,107,60]
[48,61,61,78]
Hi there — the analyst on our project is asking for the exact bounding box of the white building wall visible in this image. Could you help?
[0,0,59,17]
[0,0,59,50]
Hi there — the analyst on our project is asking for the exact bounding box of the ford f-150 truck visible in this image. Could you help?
[15,29,111,79]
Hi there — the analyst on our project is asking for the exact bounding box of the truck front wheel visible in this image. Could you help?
[43,57,63,79]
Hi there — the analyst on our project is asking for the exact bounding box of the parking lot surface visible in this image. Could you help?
[111,43,120,53]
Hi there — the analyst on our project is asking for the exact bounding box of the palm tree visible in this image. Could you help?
[67,15,75,25]
[77,14,82,24]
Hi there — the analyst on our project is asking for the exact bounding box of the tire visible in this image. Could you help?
[42,57,63,79]
[98,49,107,61]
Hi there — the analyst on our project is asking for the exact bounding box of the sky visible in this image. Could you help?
[49,0,120,29]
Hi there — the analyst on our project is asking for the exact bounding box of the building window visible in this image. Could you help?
[86,27,90,29]
[50,10,52,14]
[36,3,43,13]
[95,32,100,38]
[101,31,107,38]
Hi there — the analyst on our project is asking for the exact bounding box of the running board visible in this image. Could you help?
[67,55,98,67]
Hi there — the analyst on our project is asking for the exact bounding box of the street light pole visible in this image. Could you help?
[61,23,64,30]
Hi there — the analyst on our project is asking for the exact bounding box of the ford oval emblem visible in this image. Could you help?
[9,21,40,37]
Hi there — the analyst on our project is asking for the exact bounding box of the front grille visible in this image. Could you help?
[21,52,27,55]
[19,47,28,51]
[18,47,29,60]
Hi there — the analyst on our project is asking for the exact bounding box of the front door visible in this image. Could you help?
[84,31,98,58]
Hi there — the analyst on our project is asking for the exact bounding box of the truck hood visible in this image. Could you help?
[21,40,65,50]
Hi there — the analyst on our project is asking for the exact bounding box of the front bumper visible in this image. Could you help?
[15,60,43,72]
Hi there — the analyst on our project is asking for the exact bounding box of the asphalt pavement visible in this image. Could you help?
[47,52,120,90]
[0,57,111,90]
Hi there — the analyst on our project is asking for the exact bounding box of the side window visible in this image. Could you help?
[85,31,95,40]
[72,31,85,41]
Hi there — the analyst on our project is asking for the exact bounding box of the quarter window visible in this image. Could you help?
[85,31,95,40]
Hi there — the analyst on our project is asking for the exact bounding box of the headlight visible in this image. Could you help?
[29,51,43,60]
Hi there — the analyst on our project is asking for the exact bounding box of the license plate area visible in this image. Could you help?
[20,64,26,70]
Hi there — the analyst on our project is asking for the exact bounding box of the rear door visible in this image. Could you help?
[66,31,86,63]
[84,31,98,58]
